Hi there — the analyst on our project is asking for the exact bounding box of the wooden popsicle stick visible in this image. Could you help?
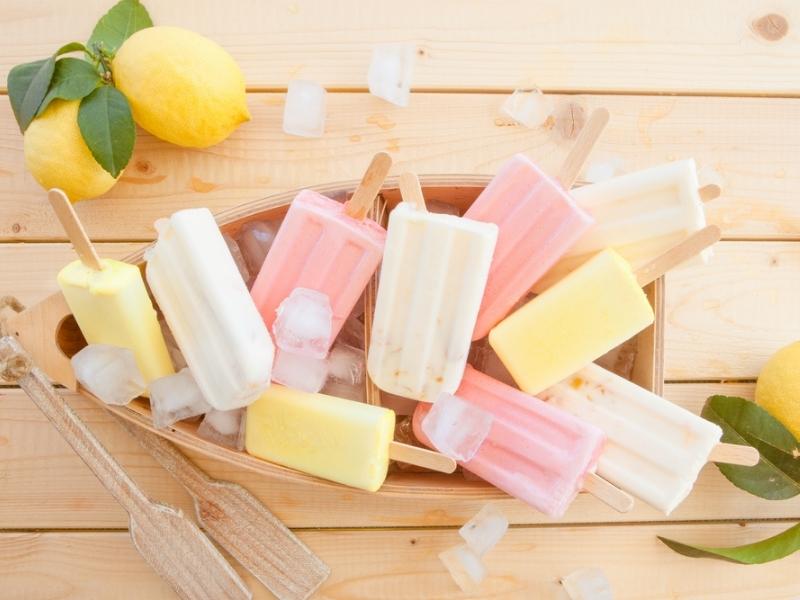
[398,172,428,211]
[344,151,393,219]
[635,225,721,287]
[117,419,330,600]
[709,442,760,467]
[0,336,251,600]
[555,108,611,188]
[699,184,722,203]
[582,472,635,513]
[389,441,457,473]
[47,188,103,270]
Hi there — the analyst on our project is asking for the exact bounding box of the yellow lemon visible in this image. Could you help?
[24,99,119,202]
[113,26,250,148]
[755,341,800,439]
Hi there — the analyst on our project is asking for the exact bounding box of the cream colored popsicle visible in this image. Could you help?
[490,226,721,395]
[539,363,757,514]
[146,208,275,410]
[535,159,715,292]
[245,384,455,491]
[49,189,173,385]
[367,174,498,402]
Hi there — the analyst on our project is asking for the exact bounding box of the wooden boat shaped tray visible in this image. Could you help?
[8,175,665,498]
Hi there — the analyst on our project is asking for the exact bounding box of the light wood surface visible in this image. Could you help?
[2,1,799,598]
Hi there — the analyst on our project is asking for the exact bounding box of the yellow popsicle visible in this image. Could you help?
[58,258,174,383]
[489,249,654,395]
[245,385,395,491]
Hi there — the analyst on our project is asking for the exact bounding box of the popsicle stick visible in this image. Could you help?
[699,184,722,203]
[117,419,330,600]
[398,172,427,211]
[556,108,611,188]
[709,442,760,466]
[388,441,456,473]
[46,188,103,271]
[0,336,251,600]
[345,151,393,219]
[635,225,721,287]
[582,472,635,513]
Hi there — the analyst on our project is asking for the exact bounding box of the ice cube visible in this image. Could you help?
[459,504,509,557]
[326,343,365,385]
[438,544,487,592]
[222,234,251,284]
[197,408,246,450]
[422,393,493,461]
[337,315,366,349]
[236,220,281,275]
[273,287,333,359]
[71,344,145,406]
[501,88,553,128]
[149,368,213,429]
[584,156,625,184]
[321,379,365,403]
[283,80,326,137]
[368,43,415,107]
[158,318,187,371]
[561,568,613,600]
[272,349,328,393]
[426,200,461,216]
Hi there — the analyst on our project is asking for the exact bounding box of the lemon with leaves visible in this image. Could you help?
[24,99,119,201]
[113,26,250,148]
[755,341,800,439]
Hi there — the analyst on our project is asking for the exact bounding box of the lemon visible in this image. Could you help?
[113,26,250,148]
[24,99,119,201]
[755,341,800,439]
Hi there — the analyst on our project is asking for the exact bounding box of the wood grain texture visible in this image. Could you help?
[2,0,800,95]
[3,241,795,381]
[4,384,798,529]
[2,93,800,241]
[4,523,800,599]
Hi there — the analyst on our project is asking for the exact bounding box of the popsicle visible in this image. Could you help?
[146,208,274,410]
[49,189,174,385]
[250,152,391,347]
[534,159,720,292]
[466,108,609,340]
[490,225,721,395]
[539,363,759,514]
[244,384,456,491]
[413,366,634,518]
[367,173,498,402]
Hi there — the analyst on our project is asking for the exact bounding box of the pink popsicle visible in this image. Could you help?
[465,154,594,339]
[413,366,606,518]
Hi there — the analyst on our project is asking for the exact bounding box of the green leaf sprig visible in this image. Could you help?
[6,0,153,178]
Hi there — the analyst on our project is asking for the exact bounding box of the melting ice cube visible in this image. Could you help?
[368,43,415,107]
[283,80,327,137]
[561,568,613,600]
[501,88,553,128]
[439,544,487,592]
[236,220,281,275]
[422,393,493,461]
[272,349,329,393]
[583,156,625,184]
[71,344,145,406]
[321,380,365,403]
[197,408,246,450]
[321,342,366,401]
[459,503,509,557]
[337,314,366,349]
[149,368,212,429]
[222,234,251,284]
[273,288,333,359]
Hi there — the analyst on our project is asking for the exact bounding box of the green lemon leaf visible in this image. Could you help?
[659,523,800,564]
[7,57,56,132]
[55,42,87,56]
[37,58,102,117]
[702,395,800,500]
[88,0,153,56]
[78,86,135,177]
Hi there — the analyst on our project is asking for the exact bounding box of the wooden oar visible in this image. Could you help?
[0,335,251,600]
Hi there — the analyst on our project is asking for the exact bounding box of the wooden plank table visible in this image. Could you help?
[2,1,799,597]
